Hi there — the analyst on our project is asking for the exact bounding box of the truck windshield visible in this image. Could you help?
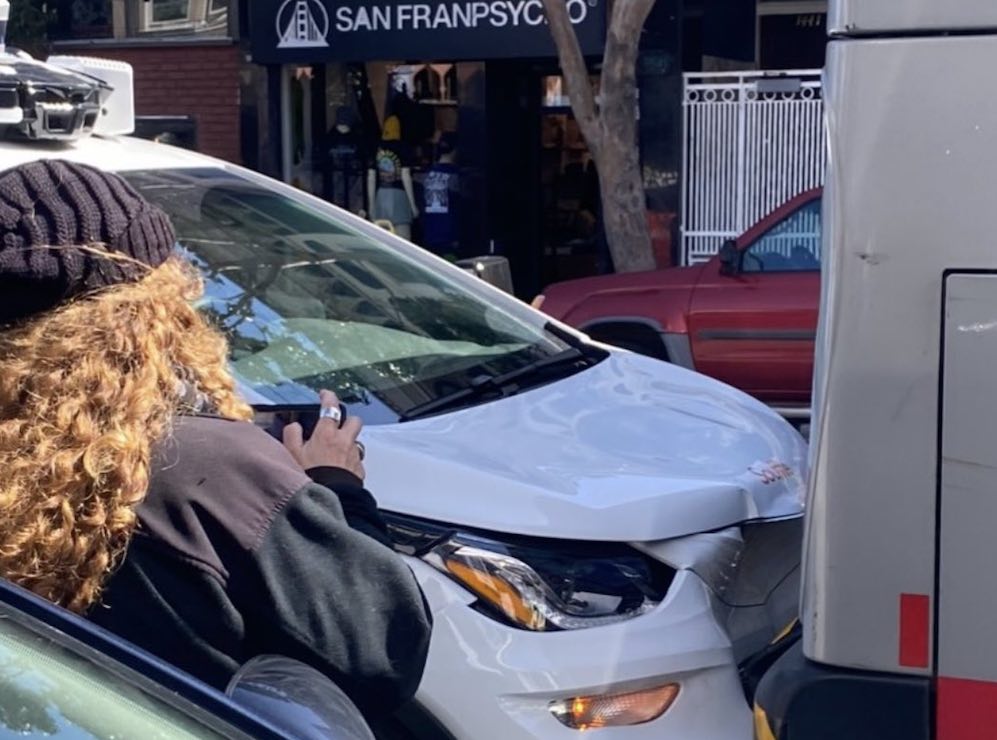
[122,168,585,422]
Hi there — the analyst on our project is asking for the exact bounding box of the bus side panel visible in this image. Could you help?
[830,0,997,35]
[807,35,997,677]
[936,273,997,740]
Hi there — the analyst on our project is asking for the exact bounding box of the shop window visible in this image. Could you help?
[542,75,599,109]
[376,62,459,170]
[134,115,199,151]
[757,0,828,69]
[759,12,827,68]
[136,0,229,35]
[682,13,703,72]
[389,64,458,106]
[540,74,604,283]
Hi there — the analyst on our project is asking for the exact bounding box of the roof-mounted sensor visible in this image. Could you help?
[0,1,135,142]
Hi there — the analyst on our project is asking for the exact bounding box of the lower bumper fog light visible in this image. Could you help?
[549,683,680,730]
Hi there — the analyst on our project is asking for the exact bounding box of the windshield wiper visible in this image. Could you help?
[399,326,606,422]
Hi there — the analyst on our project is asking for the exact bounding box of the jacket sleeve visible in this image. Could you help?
[247,481,432,713]
[303,466,392,547]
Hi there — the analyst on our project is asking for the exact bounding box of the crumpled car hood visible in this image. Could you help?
[363,351,807,542]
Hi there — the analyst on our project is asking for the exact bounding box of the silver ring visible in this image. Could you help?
[355,441,366,461]
[319,405,342,425]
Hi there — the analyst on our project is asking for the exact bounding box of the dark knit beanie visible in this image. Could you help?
[0,159,176,325]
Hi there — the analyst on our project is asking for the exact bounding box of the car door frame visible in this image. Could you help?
[686,188,823,405]
[0,577,289,739]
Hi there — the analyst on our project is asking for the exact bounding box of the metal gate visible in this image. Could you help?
[681,70,826,265]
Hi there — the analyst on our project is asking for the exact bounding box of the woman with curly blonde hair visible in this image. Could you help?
[0,160,430,715]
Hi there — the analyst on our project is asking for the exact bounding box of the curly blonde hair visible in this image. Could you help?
[0,258,251,613]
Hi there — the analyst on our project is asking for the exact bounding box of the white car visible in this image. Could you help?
[0,55,808,739]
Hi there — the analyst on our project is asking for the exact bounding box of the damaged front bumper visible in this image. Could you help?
[405,515,803,739]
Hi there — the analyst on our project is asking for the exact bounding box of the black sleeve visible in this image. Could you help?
[248,482,432,713]
[305,466,392,548]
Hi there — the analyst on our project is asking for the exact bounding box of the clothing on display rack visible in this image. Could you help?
[421,132,461,257]
[323,106,367,214]
[368,115,419,240]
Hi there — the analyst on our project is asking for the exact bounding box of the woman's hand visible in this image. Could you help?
[282,389,365,481]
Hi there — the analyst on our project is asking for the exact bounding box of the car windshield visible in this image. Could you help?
[122,168,577,422]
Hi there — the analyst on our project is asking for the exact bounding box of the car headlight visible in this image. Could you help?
[384,514,674,631]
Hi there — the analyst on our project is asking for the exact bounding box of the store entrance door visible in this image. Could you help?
[279,64,317,192]
[483,63,602,299]
[538,76,602,285]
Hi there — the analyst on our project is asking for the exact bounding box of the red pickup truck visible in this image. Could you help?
[540,189,821,415]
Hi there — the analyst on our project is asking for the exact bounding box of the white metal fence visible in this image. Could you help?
[681,69,826,265]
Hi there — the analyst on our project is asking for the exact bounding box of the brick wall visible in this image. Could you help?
[57,42,242,164]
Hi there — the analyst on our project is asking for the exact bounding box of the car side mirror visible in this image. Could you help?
[718,239,741,276]
[227,655,374,739]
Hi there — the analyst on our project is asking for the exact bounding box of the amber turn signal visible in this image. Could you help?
[549,683,680,730]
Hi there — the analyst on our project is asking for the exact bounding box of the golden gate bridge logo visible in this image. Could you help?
[276,0,330,49]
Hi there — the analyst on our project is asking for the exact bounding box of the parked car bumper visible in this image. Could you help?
[408,558,753,739]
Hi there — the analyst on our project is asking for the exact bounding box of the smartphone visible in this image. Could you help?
[254,404,347,442]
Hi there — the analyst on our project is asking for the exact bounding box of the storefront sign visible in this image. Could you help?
[250,0,607,63]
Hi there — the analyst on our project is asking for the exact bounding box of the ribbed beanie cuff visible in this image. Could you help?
[0,159,176,325]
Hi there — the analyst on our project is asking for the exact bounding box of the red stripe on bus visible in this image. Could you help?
[899,593,930,668]
[937,677,997,740]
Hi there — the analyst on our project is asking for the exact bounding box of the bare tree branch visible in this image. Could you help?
[541,0,602,150]
[611,0,658,39]
[604,0,655,85]
[601,0,655,132]
[542,0,659,273]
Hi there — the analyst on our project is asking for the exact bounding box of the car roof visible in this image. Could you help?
[0,133,226,172]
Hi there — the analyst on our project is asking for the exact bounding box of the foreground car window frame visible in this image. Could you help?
[0,578,288,740]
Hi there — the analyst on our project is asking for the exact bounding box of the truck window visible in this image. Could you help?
[743,198,823,273]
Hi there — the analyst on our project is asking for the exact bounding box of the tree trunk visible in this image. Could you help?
[540,0,601,149]
[542,0,658,273]
[597,0,657,272]
[598,133,657,272]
